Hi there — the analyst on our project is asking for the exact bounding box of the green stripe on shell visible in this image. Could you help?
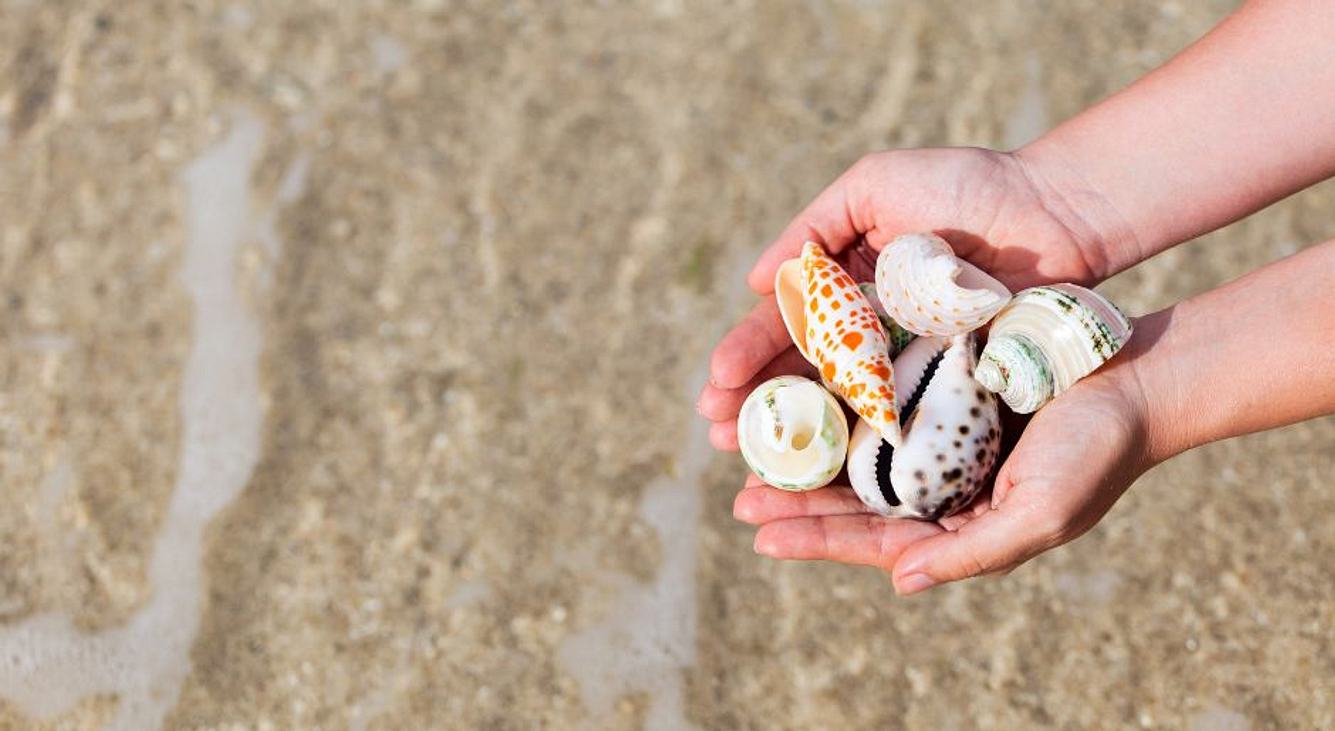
[975,284,1132,413]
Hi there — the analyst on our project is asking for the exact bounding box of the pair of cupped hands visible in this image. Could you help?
[697,148,1154,596]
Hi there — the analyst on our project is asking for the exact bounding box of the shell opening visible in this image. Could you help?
[760,381,825,453]
[874,440,899,507]
[787,425,814,450]
[954,260,1012,303]
[899,347,945,427]
[862,343,946,511]
[773,257,809,361]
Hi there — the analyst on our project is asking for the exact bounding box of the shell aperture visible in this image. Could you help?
[775,242,901,446]
[847,335,1000,519]
[875,233,1012,337]
[975,283,1132,413]
[737,376,849,491]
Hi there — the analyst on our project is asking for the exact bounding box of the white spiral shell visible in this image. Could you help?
[737,376,849,491]
[974,283,1133,413]
[875,233,1011,337]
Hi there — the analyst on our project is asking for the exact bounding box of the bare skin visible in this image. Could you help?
[700,0,1335,594]
[735,241,1335,594]
[698,147,1124,449]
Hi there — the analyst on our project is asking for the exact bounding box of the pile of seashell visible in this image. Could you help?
[738,234,1133,520]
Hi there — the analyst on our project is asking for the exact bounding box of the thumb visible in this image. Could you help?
[888,497,1066,595]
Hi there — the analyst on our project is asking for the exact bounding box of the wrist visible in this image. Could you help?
[1010,140,1146,283]
[1109,309,1195,468]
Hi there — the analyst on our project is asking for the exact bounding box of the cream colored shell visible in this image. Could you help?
[737,376,849,491]
[975,283,1133,413]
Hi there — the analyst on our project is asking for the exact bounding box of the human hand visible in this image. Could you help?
[731,348,1155,595]
[697,147,1126,449]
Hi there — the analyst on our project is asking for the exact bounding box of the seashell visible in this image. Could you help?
[737,376,849,491]
[874,232,1012,337]
[775,242,901,446]
[847,334,1001,520]
[974,283,1133,413]
[857,281,915,356]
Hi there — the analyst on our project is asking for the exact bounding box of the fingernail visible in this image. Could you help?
[895,573,937,596]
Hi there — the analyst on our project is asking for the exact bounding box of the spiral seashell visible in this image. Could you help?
[974,283,1133,413]
[737,376,849,491]
[857,281,915,356]
[846,334,1001,520]
[874,233,1012,337]
[775,242,901,445]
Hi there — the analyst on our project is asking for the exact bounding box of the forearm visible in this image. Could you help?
[1019,0,1335,276]
[1120,239,1335,464]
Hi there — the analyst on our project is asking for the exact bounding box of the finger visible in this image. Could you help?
[890,500,1058,595]
[732,485,869,525]
[990,467,1018,508]
[747,164,865,293]
[709,296,797,390]
[709,420,739,451]
[989,411,1029,507]
[935,490,994,532]
[752,514,943,570]
[697,348,814,422]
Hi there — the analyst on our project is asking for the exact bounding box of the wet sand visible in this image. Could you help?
[0,2,1331,729]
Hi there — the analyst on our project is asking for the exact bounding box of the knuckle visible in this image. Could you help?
[960,550,993,579]
[852,151,888,174]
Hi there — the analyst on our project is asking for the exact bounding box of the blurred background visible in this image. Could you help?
[1,1,1332,729]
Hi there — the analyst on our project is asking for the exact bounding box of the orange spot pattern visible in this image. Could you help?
[798,242,898,440]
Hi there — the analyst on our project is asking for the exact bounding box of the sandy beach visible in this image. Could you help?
[1,1,1332,728]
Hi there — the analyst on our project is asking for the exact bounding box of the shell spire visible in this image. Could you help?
[775,242,901,446]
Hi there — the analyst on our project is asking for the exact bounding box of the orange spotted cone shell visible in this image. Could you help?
[775,242,901,447]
